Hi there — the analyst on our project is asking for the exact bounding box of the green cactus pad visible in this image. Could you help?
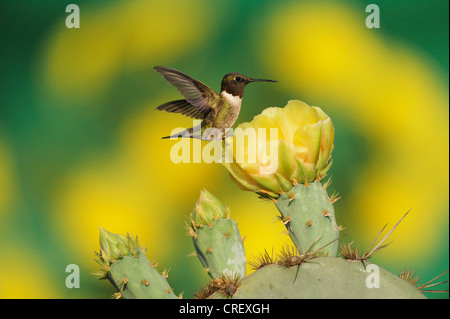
[107,249,177,299]
[275,181,339,256]
[210,257,426,299]
[193,218,246,279]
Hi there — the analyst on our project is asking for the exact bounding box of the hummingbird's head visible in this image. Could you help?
[221,73,277,98]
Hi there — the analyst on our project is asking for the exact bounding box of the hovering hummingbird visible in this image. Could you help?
[154,66,277,140]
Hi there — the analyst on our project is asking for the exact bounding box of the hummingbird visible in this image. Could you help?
[154,66,277,140]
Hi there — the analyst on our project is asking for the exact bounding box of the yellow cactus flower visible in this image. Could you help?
[222,100,334,198]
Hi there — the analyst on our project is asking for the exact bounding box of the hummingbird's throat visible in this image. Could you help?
[221,91,242,109]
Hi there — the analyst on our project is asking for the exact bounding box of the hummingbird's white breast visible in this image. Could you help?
[219,90,243,128]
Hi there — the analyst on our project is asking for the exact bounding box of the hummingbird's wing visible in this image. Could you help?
[156,99,205,119]
[154,66,219,118]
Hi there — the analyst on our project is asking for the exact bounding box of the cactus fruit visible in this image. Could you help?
[95,100,448,299]
[188,190,246,279]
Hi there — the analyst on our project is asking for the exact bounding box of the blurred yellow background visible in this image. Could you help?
[0,0,448,298]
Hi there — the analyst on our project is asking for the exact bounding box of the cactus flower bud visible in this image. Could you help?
[222,100,334,198]
[99,228,137,261]
[190,189,228,229]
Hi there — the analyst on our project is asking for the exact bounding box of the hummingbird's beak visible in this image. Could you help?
[249,78,278,83]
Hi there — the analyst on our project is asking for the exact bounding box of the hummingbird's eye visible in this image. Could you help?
[235,76,242,82]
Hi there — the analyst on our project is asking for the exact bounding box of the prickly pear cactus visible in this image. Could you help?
[94,100,448,299]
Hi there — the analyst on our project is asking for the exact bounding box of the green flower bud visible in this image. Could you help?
[99,228,137,261]
[190,189,228,229]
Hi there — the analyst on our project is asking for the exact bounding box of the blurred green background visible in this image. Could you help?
[0,0,448,298]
